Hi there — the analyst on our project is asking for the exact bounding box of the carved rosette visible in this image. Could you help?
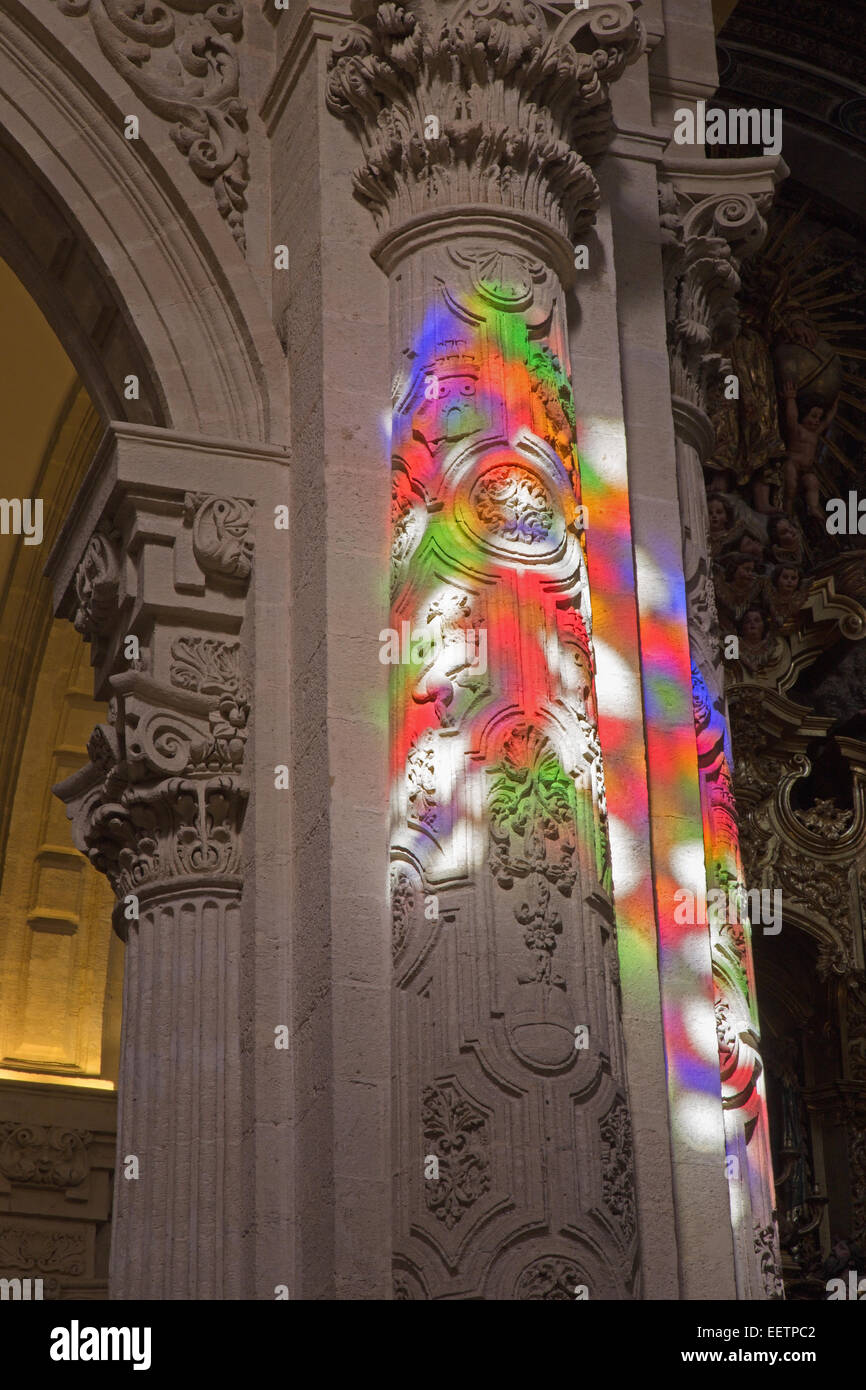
[327,0,644,242]
[52,0,249,249]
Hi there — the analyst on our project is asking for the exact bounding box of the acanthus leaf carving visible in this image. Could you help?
[326,0,644,240]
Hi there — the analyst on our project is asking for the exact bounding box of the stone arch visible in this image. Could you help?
[0,0,288,446]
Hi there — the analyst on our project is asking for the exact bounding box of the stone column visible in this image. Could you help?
[328,0,644,1298]
[661,167,784,1298]
[47,424,286,1299]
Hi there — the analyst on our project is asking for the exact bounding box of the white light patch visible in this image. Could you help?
[675,1092,726,1154]
[592,638,640,719]
[680,929,714,976]
[669,840,707,898]
[580,423,628,488]
[683,998,722,1065]
[635,544,670,615]
[607,814,643,898]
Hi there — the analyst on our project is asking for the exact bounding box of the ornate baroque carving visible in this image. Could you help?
[599,1097,636,1243]
[184,494,254,580]
[472,466,554,545]
[53,0,249,249]
[406,732,437,828]
[0,1226,86,1276]
[0,1125,91,1189]
[422,1080,491,1229]
[56,502,255,931]
[326,0,644,239]
[489,724,576,988]
[515,1255,583,1300]
[72,527,122,658]
[390,866,415,958]
[754,1222,784,1300]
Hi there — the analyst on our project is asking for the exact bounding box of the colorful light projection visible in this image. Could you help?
[387,255,777,1293]
[578,414,779,1291]
[389,289,610,923]
[388,259,637,1294]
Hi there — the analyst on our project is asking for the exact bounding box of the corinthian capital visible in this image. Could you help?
[46,426,257,935]
[327,0,644,242]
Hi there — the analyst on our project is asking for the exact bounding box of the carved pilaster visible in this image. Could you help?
[330,1,643,1298]
[662,163,783,1299]
[48,431,254,1300]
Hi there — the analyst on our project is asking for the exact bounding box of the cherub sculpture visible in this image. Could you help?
[781,380,837,520]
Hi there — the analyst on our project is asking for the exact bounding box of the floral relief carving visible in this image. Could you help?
[515,1255,583,1300]
[422,1080,491,1230]
[0,1226,86,1276]
[390,866,415,959]
[391,471,419,597]
[406,732,437,829]
[53,0,249,249]
[0,1125,91,1189]
[489,724,577,989]
[472,467,555,546]
[599,1097,637,1243]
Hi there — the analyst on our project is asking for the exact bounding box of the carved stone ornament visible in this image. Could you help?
[599,1096,636,1243]
[72,526,122,648]
[754,1222,784,1300]
[390,865,416,958]
[56,671,249,931]
[515,1254,583,1299]
[472,465,554,545]
[183,494,254,581]
[422,1079,492,1229]
[0,1124,91,1190]
[74,719,246,902]
[326,0,644,240]
[53,0,249,249]
[0,1226,86,1277]
[488,723,577,989]
[660,184,770,424]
